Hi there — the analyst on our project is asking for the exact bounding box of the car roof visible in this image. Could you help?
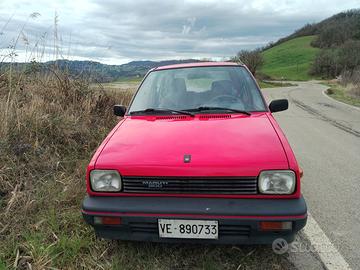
[153,61,243,71]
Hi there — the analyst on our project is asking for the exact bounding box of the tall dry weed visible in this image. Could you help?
[0,65,133,268]
[340,69,360,98]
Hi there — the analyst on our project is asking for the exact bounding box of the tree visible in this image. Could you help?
[234,49,264,76]
[310,49,339,78]
[310,40,360,78]
[338,40,360,71]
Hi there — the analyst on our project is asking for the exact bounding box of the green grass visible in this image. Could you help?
[324,82,360,107]
[258,80,296,89]
[260,36,320,81]
[93,80,140,94]
[108,243,294,270]
[114,76,143,82]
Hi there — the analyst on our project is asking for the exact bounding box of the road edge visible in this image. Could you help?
[302,213,352,270]
[321,89,360,111]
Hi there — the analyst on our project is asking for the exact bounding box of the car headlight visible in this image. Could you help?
[90,170,122,192]
[258,170,295,194]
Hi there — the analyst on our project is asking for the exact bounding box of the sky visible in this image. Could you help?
[0,0,359,65]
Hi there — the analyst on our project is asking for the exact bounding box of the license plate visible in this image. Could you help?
[158,219,218,239]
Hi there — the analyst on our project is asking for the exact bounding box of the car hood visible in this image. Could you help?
[95,113,289,176]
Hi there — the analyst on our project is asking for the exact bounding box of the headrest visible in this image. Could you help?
[171,78,187,93]
[211,80,234,92]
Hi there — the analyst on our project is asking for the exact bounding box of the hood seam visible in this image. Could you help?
[265,113,291,168]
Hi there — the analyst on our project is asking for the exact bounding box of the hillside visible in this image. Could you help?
[260,36,319,81]
[264,9,360,50]
[259,9,360,80]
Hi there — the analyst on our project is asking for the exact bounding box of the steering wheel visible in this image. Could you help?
[209,94,243,104]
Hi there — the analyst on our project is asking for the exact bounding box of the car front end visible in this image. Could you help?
[81,62,307,244]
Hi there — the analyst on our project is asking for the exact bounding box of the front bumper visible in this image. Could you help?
[82,196,307,244]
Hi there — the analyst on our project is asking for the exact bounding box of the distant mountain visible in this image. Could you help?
[0,59,202,82]
[115,59,201,79]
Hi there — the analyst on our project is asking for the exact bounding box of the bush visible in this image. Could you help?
[338,40,360,71]
[310,49,339,78]
[233,49,264,76]
[326,88,334,95]
[311,9,360,48]
[310,40,360,78]
[311,23,350,48]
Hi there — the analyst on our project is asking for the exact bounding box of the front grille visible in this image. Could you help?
[129,222,158,233]
[219,224,251,236]
[122,176,258,194]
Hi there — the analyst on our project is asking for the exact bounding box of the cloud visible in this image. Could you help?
[182,17,197,35]
[0,0,358,64]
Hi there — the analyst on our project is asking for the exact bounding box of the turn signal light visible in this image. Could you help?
[259,221,292,231]
[94,216,122,225]
[299,168,304,178]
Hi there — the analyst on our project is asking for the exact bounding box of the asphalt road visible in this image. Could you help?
[263,81,360,269]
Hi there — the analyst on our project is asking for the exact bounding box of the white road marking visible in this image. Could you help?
[303,213,352,270]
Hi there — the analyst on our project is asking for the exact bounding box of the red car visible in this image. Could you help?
[82,62,307,244]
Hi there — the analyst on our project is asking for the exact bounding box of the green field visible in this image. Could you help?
[260,36,320,81]
[258,80,296,89]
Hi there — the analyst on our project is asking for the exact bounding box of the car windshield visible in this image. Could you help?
[128,66,266,114]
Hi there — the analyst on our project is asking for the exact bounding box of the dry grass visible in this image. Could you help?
[0,66,133,269]
[340,69,360,99]
[324,69,360,108]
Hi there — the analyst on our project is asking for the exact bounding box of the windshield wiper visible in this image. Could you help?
[130,108,195,117]
[184,106,251,115]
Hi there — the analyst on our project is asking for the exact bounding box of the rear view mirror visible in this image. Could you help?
[113,105,127,117]
[269,99,288,113]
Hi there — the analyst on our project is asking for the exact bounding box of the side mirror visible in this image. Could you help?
[269,99,288,113]
[113,105,127,117]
